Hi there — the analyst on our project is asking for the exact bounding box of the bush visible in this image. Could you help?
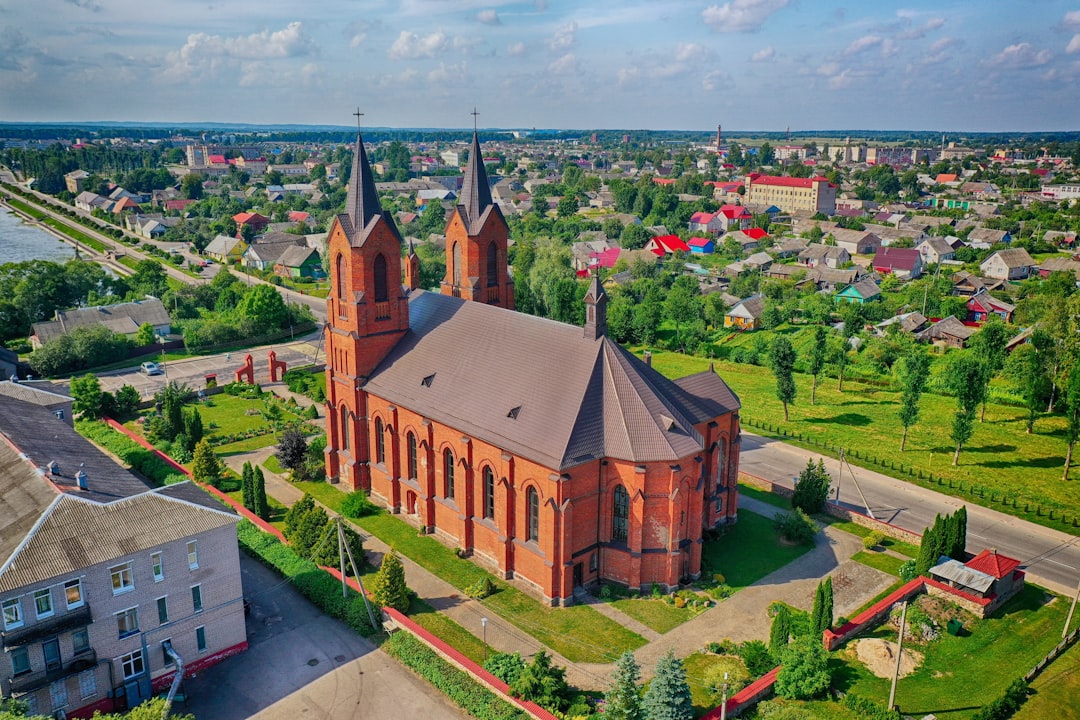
[738,640,776,677]
[899,559,918,582]
[773,509,818,545]
[972,678,1030,720]
[76,420,188,486]
[863,530,887,550]
[484,652,526,685]
[465,576,495,599]
[775,637,831,700]
[842,694,902,720]
[341,489,378,518]
[791,459,831,515]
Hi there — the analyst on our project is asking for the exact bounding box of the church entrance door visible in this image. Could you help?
[406,490,417,515]
[573,563,583,588]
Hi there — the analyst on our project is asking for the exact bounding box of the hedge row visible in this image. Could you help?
[77,420,188,486]
[235,521,374,637]
[383,631,529,720]
[842,694,901,720]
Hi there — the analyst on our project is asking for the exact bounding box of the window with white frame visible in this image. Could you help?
[110,563,134,594]
[119,650,144,680]
[115,607,139,639]
[72,627,90,655]
[195,626,206,652]
[33,588,53,619]
[191,585,203,613]
[187,541,198,570]
[64,579,84,609]
[79,669,96,699]
[49,680,68,711]
[2,597,23,629]
[151,552,164,582]
[10,646,30,676]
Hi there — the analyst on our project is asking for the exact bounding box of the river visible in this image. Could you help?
[0,205,75,264]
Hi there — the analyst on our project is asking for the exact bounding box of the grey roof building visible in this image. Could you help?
[30,298,171,349]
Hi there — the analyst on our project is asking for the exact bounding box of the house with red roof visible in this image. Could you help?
[936,173,959,184]
[688,211,725,235]
[872,247,924,279]
[688,237,715,254]
[652,177,675,186]
[164,199,196,213]
[707,181,744,203]
[966,289,1015,323]
[233,211,270,234]
[718,205,752,231]
[287,210,311,223]
[929,549,1024,617]
[208,154,228,165]
[645,234,690,256]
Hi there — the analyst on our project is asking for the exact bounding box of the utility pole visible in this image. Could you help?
[888,600,908,711]
[338,518,380,633]
[1064,573,1080,640]
[720,672,730,720]
[839,448,876,519]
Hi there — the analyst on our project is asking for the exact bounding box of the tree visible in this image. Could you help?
[238,284,289,332]
[70,373,106,418]
[775,638,831,700]
[112,384,142,418]
[970,316,1011,422]
[604,652,644,720]
[1004,338,1053,434]
[277,427,309,472]
[945,353,986,465]
[1064,363,1080,480]
[191,440,224,487]
[830,336,851,392]
[792,459,831,514]
[946,506,967,560]
[181,172,204,200]
[183,407,204,449]
[621,223,651,250]
[769,605,791,658]
[241,462,255,512]
[916,513,948,575]
[135,322,156,347]
[897,348,930,451]
[284,493,315,539]
[311,520,365,575]
[642,650,693,720]
[768,336,797,421]
[509,650,572,713]
[808,326,827,405]
[253,466,270,520]
[370,550,410,612]
[291,505,330,558]
[811,577,834,637]
[665,277,702,352]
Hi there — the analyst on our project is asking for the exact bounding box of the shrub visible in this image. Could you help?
[464,576,495,600]
[773,509,818,545]
[738,640,776,677]
[370,551,410,613]
[863,530,887,550]
[341,489,378,518]
[899,559,918,581]
[842,694,902,720]
[972,678,1030,720]
[483,652,527,685]
[775,637,831,700]
[791,459,831,514]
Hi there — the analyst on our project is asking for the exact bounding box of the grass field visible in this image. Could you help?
[702,509,814,589]
[641,349,1080,534]
[681,652,749,718]
[608,595,706,634]
[850,550,906,576]
[1019,638,1080,720]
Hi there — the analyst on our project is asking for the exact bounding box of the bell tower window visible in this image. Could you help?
[373,254,388,303]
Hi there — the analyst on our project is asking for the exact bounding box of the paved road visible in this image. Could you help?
[184,553,467,720]
[741,432,1080,596]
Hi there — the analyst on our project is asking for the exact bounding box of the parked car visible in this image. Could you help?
[140,361,163,376]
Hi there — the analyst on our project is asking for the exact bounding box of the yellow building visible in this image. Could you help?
[745,173,836,215]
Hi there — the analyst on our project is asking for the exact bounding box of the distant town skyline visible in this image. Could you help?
[2,1,1079,132]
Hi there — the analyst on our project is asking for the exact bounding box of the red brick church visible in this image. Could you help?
[324,127,742,604]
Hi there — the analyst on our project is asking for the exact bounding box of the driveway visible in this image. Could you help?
[183,553,467,720]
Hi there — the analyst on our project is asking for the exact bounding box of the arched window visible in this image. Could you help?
[373,253,388,302]
[486,242,499,287]
[336,254,347,302]
[612,485,629,542]
[483,467,495,520]
[717,440,727,489]
[407,432,418,480]
[443,448,455,500]
[452,242,462,285]
[374,418,385,464]
[339,405,349,452]
[526,487,539,543]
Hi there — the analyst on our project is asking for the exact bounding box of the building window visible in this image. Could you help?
[486,242,499,287]
[10,646,30,676]
[336,253,347,303]
[187,541,199,570]
[110,563,134,594]
[161,640,174,666]
[589,554,598,573]
[151,552,164,582]
[3,597,23,629]
[612,485,629,542]
[483,467,495,520]
[72,627,90,655]
[717,440,727,489]
[79,669,97,699]
[64,579,84,609]
[443,448,455,500]
[526,487,539,543]
[191,585,203,613]
[120,650,144,680]
[157,597,169,624]
[49,680,68,711]
[452,242,461,285]
[407,432,418,480]
[196,626,207,653]
[340,405,350,452]
[375,417,385,464]
[716,495,724,514]
[116,607,139,639]
[373,253,388,303]
[34,588,54,619]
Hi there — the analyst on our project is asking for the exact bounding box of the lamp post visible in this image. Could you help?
[720,672,729,720]
[157,333,168,379]
[481,617,488,661]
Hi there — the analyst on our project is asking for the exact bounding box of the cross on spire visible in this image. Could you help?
[471,107,479,132]
[353,108,364,132]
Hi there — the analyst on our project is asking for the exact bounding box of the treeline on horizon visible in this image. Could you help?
[2,122,1079,147]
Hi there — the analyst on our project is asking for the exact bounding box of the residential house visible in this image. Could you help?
[928,550,1024,618]
[0,380,71,423]
[718,205,753,231]
[916,236,956,265]
[74,192,109,213]
[273,245,323,280]
[204,235,248,264]
[723,230,762,253]
[808,267,865,292]
[873,312,929,336]
[872,247,924,279]
[242,234,307,271]
[644,234,690,256]
[765,264,810,282]
[687,237,715,254]
[835,278,882,304]
[917,315,977,348]
[688,212,725,235]
[798,243,851,269]
[827,228,882,256]
[771,237,808,258]
[968,227,1012,247]
[980,248,1036,281]
[163,199,196,214]
[742,252,773,272]
[0,389,247,717]
[232,212,270,236]
[724,295,765,330]
[1038,256,1080,282]
[744,174,837,215]
[30,298,171,350]
[861,222,926,247]
[967,290,1015,324]
[64,170,90,194]
[951,271,1005,297]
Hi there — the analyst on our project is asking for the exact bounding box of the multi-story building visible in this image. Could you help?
[745,173,837,215]
[0,388,246,717]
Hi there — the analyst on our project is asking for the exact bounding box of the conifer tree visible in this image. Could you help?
[768,336,797,422]
[370,551,411,612]
[810,581,826,637]
[253,466,270,521]
[642,650,693,720]
[190,440,224,487]
[604,652,644,720]
[184,407,204,448]
[949,506,967,560]
[770,605,791,659]
[822,576,833,632]
[292,506,330,558]
[284,493,316,541]
[808,325,827,405]
[241,462,254,511]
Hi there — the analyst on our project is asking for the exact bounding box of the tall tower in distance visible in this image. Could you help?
[716,124,722,152]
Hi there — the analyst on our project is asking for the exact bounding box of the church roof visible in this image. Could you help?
[363,291,740,471]
[340,130,400,246]
[457,130,498,235]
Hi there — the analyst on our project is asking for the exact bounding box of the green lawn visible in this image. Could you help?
[640,349,1080,534]
[702,509,814,589]
[737,480,791,510]
[681,652,748,718]
[216,434,281,455]
[850,550,906,576]
[835,585,1069,719]
[609,595,707,634]
[829,521,920,558]
[409,597,489,664]
[1019,638,1080,720]
[291,481,646,663]
[262,455,284,474]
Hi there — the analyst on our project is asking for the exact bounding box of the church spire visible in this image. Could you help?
[345,123,382,237]
[459,122,493,234]
[583,267,607,340]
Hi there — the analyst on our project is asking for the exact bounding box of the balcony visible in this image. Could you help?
[9,649,98,695]
[1,604,92,647]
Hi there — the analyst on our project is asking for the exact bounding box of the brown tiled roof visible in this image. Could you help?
[364,291,739,470]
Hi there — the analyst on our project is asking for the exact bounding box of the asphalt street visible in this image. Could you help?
[740,432,1080,596]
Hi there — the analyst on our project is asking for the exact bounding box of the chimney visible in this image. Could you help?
[643,351,652,367]
[48,460,60,476]
[75,466,87,490]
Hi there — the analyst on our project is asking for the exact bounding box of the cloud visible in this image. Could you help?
[0,27,30,71]
[168,22,316,75]
[427,62,465,84]
[897,16,944,40]
[477,10,501,26]
[547,22,576,51]
[1062,10,1080,30]
[827,69,853,89]
[63,0,101,11]
[616,66,639,87]
[388,30,448,60]
[702,70,731,91]
[751,46,775,62]
[548,52,577,74]
[922,36,961,64]
[986,42,1052,69]
[1069,35,1080,54]
[535,0,548,10]
[845,35,882,55]
[702,0,789,33]
[507,41,526,56]
[674,43,707,63]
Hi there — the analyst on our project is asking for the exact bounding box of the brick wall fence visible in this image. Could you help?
[102,419,558,720]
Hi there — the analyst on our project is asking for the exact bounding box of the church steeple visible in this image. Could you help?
[459,129,493,234]
[583,268,607,340]
[345,129,383,240]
